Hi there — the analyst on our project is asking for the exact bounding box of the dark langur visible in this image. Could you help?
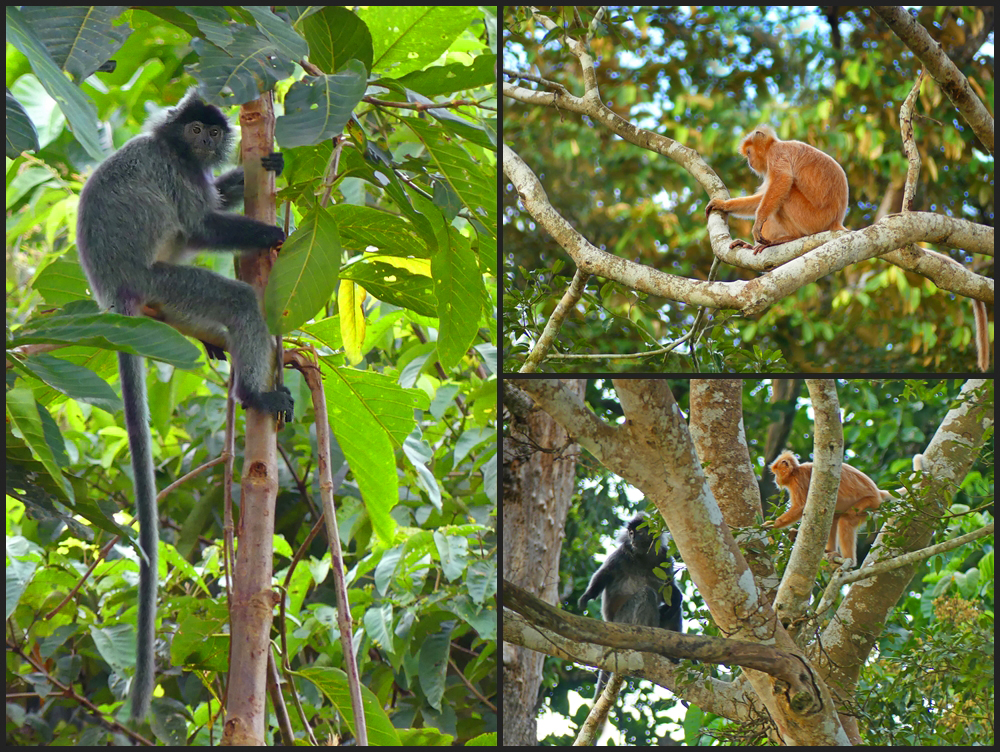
[173,150,284,362]
[76,90,292,720]
[659,583,683,634]
[578,514,684,698]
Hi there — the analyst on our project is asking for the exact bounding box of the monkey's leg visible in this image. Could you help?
[594,588,660,697]
[837,509,870,568]
[142,302,228,360]
[755,213,801,249]
[659,583,683,634]
[143,263,293,419]
[758,189,836,249]
[826,516,841,554]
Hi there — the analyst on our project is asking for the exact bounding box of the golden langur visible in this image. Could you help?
[767,451,890,568]
[705,124,849,255]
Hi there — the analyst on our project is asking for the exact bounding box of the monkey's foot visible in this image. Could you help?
[242,386,294,422]
[751,241,778,255]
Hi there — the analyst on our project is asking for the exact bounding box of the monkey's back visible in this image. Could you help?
[601,545,669,623]
[77,134,220,308]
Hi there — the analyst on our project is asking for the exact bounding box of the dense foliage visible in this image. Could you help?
[503,7,993,372]
[7,6,497,745]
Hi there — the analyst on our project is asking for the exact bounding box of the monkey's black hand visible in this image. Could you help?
[214,169,245,207]
[242,385,294,422]
[260,224,286,248]
[262,152,284,177]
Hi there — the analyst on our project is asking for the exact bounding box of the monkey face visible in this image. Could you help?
[739,126,774,177]
[741,141,766,175]
[183,121,227,162]
[627,517,657,553]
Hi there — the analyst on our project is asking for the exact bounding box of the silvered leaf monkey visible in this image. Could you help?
[76,90,293,720]
[767,451,890,569]
[578,514,683,698]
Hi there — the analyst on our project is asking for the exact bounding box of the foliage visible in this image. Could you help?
[539,379,993,745]
[6,6,497,744]
[503,6,993,372]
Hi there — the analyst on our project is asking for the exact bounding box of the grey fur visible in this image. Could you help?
[77,90,292,415]
[76,90,292,720]
[578,514,683,698]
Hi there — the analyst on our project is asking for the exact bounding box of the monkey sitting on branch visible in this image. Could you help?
[705,123,990,371]
[705,124,849,256]
[766,451,892,569]
[577,513,683,698]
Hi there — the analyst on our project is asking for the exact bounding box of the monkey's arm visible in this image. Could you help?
[578,551,621,609]
[214,169,243,208]
[769,498,806,529]
[750,156,793,242]
[215,153,285,209]
[658,582,683,633]
[705,192,772,252]
[188,213,285,251]
[768,474,808,529]
[261,152,284,176]
[705,192,764,220]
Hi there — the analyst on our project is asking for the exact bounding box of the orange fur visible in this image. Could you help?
[705,125,849,255]
[707,127,989,371]
[918,250,991,371]
[768,450,883,568]
[973,299,989,372]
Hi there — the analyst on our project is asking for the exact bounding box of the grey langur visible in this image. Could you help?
[76,90,293,720]
[578,513,683,698]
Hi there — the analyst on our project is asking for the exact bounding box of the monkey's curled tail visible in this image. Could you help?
[118,348,158,721]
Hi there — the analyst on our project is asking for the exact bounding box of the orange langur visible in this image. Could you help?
[705,124,849,255]
[767,451,891,568]
[707,126,990,371]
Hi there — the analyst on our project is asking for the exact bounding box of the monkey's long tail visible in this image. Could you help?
[119,350,158,722]
[973,299,990,372]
